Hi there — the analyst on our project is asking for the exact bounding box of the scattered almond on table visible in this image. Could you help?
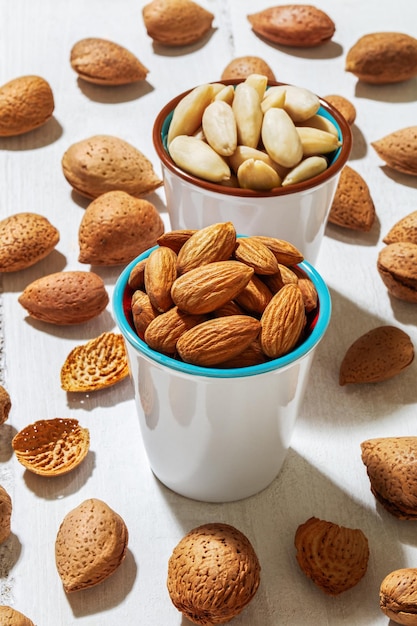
[328,165,376,232]
[0,385,11,424]
[371,126,417,176]
[383,210,417,245]
[0,606,35,626]
[377,242,417,303]
[0,75,54,136]
[142,0,214,46]
[0,212,60,272]
[0,484,12,544]
[380,568,417,624]
[221,56,276,81]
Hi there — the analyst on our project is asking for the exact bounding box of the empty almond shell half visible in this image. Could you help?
[361,437,417,519]
[12,418,89,476]
[295,516,369,595]
[61,332,129,392]
[55,498,128,592]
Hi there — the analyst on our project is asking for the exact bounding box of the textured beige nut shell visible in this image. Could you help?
[167,522,261,625]
[0,484,12,544]
[384,210,417,245]
[380,568,417,624]
[55,498,128,593]
[0,75,54,136]
[18,270,109,325]
[339,325,414,384]
[0,212,60,272]
[328,165,376,232]
[0,385,11,425]
[323,94,356,125]
[61,134,162,199]
[361,437,417,519]
[0,606,35,626]
[142,0,214,47]
[247,5,335,48]
[12,418,90,477]
[70,37,148,85]
[371,126,417,176]
[345,32,417,84]
[295,517,369,595]
[60,332,129,392]
[377,242,417,302]
[78,191,164,265]
[221,56,276,81]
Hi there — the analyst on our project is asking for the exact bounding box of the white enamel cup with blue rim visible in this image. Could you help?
[113,240,332,503]
[153,80,352,264]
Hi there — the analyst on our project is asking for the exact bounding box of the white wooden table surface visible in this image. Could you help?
[1,1,417,624]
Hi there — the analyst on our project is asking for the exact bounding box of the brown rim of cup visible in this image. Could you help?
[152,79,353,198]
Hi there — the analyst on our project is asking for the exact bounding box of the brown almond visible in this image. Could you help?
[293,272,318,312]
[249,235,303,265]
[346,32,417,84]
[12,418,90,476]
[171,260,254,314]
[0,212,60,272]
[323,94,356,125]
[78,191,164,265]
[55,498,128,593]
[142,0,214,47]
[0,606,35,626]
[177,315,261,367]
[167,523,260,625]
[339,325,414,385]
[295,517,369,595]
[128,259,147,291]
[328,165,376,232]
[219,339,267,368]
[144,306,207,354]
[235,275,273,315]
[260,283,306,358]
[60,332,130,392]
[0,485,12,544]
[234,237,280,275]
[0,385,11,425]
[361,437,417,519]
[383,210,417,245]
[247,5,335,48]
[380,568,417,624]
[377,242,417,302]
[18,270,109,325]
[157,229,196,253]
[176,221,237,274]
[144,245,177,312]
[61,134,163,199]
[221,56,276,81]
[0,75,54,136]
[131,289,159,337]
[70,37,148,85]
[371,126,417,176]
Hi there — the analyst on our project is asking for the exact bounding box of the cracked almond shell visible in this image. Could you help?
[361,437,417,519]
[380,568,417,624]
[167,522,261,625]
[12,418,90,476]
[55,498,128,593]
[61,332,129,392]
[339,325,414,385]
[295,516,369,595]
[61,134,162,199]
[377,242,417,302]
[142,0,214,47]
[70,37,148,85]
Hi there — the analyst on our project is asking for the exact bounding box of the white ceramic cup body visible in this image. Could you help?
[153,81,352,264]
[113,249,331,503]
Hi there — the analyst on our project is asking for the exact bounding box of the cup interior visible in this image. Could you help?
[113,244,332,379]
[152,79,352,198]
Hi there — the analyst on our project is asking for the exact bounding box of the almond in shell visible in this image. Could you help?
[0,75,54,136]
[61,134,162,199]
[295,517,369,595]
[323,94,356,125]
[221,56,276,81]
[380,568,417,624]
[383,210,417,245]
[361,437,417,519]
[371,126,417,176]
[142,0,214,47]
[78,191,164,265]
[247,5,335,48]
[345,32,417,84]
[0,607,35,626]
[55,498,128,592]
[0,212,60,272]
[0,485,12,544]
[377,242,417,302]
[328,165,376,232]
[339,325,414,385]
[18,270,109,325]
[0,385,11,425]
[70,37,148,85]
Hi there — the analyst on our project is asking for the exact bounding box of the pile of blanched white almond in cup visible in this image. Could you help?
[166,74,342,190]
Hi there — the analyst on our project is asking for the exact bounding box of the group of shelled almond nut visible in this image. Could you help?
[166,75,342,190]
[127,221,316,368]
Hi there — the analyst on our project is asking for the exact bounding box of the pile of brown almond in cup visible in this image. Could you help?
[1,0,417,624]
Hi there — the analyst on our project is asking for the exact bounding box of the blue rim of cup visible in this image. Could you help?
[113,243,332,379]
